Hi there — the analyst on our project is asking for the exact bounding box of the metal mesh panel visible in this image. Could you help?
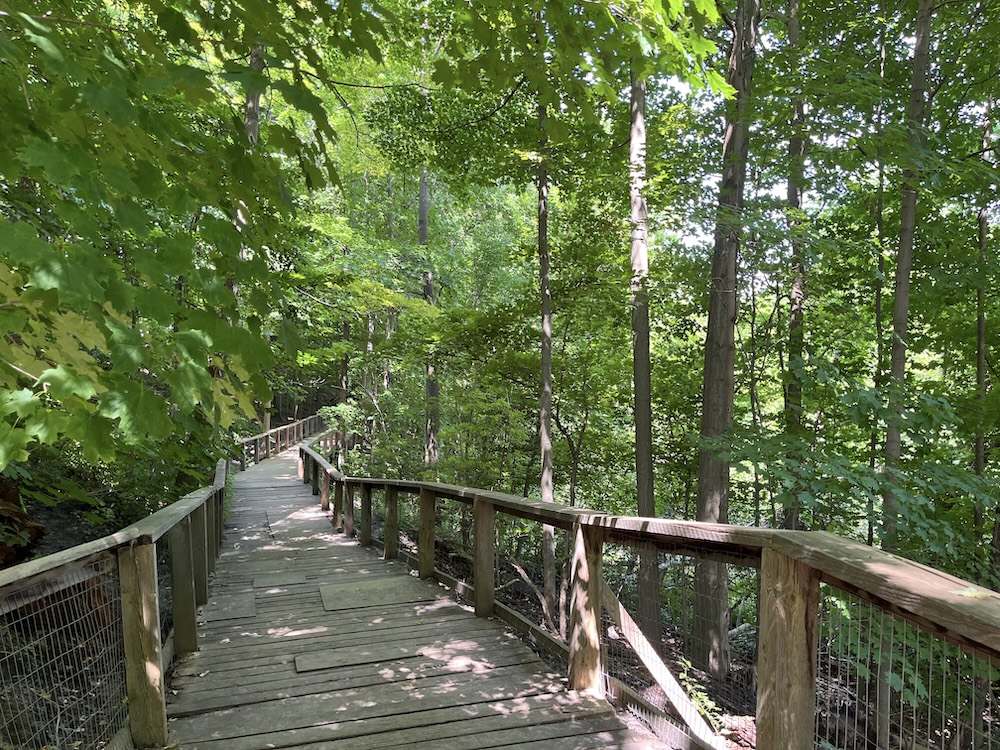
[494,512,571,640]
[601,539,759,747]
[0,556,128,749]
[371,487,386,547]
[816,584,998,750]
[432,498,474,587]
[396,491,420,558]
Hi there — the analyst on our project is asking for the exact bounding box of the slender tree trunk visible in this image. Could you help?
[629,66,662,650]
[338,319,349,470]
[867,24,888,548]
[975,111,992,534]
[882,0,932,553]
[243,45,266,146]
[877,3,933,746]
[386,173,395,241]
[783,0,807,530]
[537,96,558,631]
[420,169,439,470]
[693,0,759,680]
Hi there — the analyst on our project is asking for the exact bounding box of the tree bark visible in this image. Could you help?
[630,66,662,650]
[420,169,439,470]
[243,46,266,145]
[877,2,933,745]
[693,0,760,680]
[882,0,932,553]
[538,96,557,631]
[783,0,807,530]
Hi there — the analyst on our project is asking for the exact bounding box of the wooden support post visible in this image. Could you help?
[333,481,343,529]
[311,460,320,496]
[360,484,372,546]
[167,518,198,656]
[473,497,495,617]
[215,488,225,548]
[321,471,330,511]
[384,485,398,560]
[419,487,436,579]
[191,503,208,605]
[118,541,167,748]
[204,498,217,575]
[568,523,603,696]
[301,451,310,484]
[344,481,355,538]
[264,434,271,459]
[756,548,820,750]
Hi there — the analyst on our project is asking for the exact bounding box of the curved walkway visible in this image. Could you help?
[165,450,668,749]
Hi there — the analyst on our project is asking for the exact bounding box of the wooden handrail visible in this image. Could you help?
[303,436,1000,750]
[0,412,329,749]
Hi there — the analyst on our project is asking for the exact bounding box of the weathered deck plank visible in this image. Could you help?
[166,450,671,749]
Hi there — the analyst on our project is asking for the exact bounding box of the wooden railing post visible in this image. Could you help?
[301,450,310,484]
[321,471,330,511]
[344,481,355,538]
[360,484,372,546]
[384,485,398,560]
[756,547,820,750]
[205,496,217,575]
[191,503,208,605]
[118,540,167,748]
[473,497,495,617]
[215,487,225,548]
[568,523,603,696]
[310,459,320,496]
[333,480,343,529]
[168,518,198,656]
[419,487,436,579]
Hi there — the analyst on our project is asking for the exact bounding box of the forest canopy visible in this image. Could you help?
[1,0,998,589]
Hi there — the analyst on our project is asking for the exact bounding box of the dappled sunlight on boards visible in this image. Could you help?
[165,451,673,749]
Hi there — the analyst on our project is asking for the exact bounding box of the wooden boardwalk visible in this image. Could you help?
[166,451,667,749]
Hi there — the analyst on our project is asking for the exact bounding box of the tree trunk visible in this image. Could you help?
[882,0,932,553]
[783,0,807,530]
[386,173,395,241]
[420,169,439,470]
[693,0,760,680]
[537,96,557,631]
[629,66,662,650]
[877,2,933,745]
[243,46,266,145]
[975,111,991,534]
[867,23,888,548]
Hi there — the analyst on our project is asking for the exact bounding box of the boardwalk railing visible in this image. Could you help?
[0,415,327,750]
[237,413,325,468]
[300,442,1000,750]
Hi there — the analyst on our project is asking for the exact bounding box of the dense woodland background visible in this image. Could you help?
[0,0,998,595]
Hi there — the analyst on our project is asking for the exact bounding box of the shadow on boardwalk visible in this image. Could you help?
[166,451,668,749]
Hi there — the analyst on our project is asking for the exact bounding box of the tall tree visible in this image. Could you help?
[881,0,933,553]
[629,65,662,647]
[693,0,761,679]
[420,168,440,470]
[782,0,807,530]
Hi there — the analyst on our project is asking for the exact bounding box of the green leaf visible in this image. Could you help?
[39,365,98,400]
[0,389,40,418]
[0,421,32,469]
[18,138,80,185]
[66,412,117,463]
[98,379,174,442]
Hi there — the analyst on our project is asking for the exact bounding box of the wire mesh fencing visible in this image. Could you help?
[600,539,759,747]
[431,497,475,589]
[493,512,571,643]
[0,555,129,750]
[816,584,998,750]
